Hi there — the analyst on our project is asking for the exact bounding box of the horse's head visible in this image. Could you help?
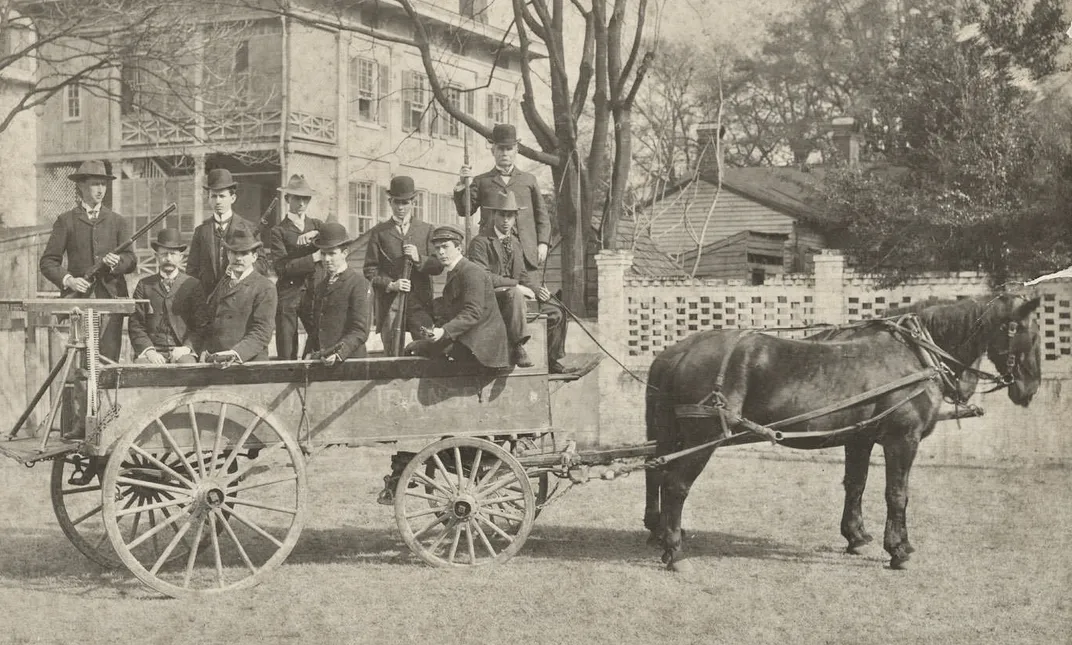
[985,294,1042,407]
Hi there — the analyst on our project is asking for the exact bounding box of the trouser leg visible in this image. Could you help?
[541,301,567,362]
[496,288,530,347]
[275,290,301,359]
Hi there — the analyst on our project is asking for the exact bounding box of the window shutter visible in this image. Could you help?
[378,62,390,125]
[486,93,494,126]
[348,58,360,121]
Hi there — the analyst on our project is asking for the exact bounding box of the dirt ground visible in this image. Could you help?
[0,447,1069,645]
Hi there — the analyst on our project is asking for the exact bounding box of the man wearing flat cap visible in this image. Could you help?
[128,229,208,364]
[455,123,551,271]
[202,228,277,365]
[364,176,443,354]
[40,160,138,361]
[187,168,267,295]
[406,225,510,369]
[268,174,324,359]
[299,222,370,364]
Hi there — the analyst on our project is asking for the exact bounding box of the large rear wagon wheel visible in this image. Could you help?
[396,437,535,567]
[101,391,307,599]
[51,453,120,568]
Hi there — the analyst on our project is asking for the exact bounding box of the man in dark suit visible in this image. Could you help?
[406,225,510,369]
[203,228,277,364]
[128,229,207,364]
[468,191,571,373]
[364,176,443,354]
[454,123,551,270]
[39,160,138,361]
[187,168,267,296]
[268,174,323,359]
[300,222,370,364]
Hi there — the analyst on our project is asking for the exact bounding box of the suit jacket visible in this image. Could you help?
[300,267,370,360]
[128,272,208,356]
[467,233,533,289]
[40,205,138,296]
[268,216,323,301]
[363,219,443,332]
[453,168,550,269]
[438,257,509,368]
[186,215,268,294]
[205,271,277,362]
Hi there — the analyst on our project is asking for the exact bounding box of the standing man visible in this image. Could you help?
[268,174,323,359]
[468,191,572,372]
[454,123,551,270]
[40,160,138,361]
[300,222,370,364]
[187,168,266,295]
[128,229,207,364]
[203,228,277,364]
[406,225,510,369]
[364,176,443,353]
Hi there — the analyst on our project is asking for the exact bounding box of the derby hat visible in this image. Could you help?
[314,222,354,250]
[205,168,238,191]
[151,228,187,252]
[485,190,524,212]
[221,227,263,253]
[386,176,417,200]
[489,123,518,146]
[278,174,316,197]
[430,225,465,245]
[68,160,115,182]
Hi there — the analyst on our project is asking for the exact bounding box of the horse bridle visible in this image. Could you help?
[989,321,1021,389]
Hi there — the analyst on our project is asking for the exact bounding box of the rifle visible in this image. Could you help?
[258,195,280,234]
[463,133,472,251]
[383,256,413,357]
[64,202,177,298]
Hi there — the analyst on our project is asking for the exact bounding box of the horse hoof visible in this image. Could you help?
[904,542,916,554]
[889,554,911,570]
[666,558,693,574]
[660,550,673,565]
[646,532,661,548]
[845,535,873,555]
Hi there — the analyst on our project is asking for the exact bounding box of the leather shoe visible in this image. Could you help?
[512,344,534,368]
[549,360,567,374]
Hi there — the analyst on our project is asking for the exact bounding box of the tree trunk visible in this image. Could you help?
[604,106,634,250]
[553,156,589,316]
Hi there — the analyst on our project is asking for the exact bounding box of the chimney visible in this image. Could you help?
[830,116,861,170]
[695,122,726,183]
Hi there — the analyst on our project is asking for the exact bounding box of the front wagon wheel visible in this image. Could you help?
[100,391,307,599]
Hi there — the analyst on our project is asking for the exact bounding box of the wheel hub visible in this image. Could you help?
[451,495,477,520]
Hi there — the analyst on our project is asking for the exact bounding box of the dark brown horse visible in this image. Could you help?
[643,293,1042,571]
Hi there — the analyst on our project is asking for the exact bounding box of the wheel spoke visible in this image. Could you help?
[217,413,266,478]
[405,506,448,521]
[473,459,503,492]
[62,484,102,496]
[226,508,284,548]
[453,447,464,491]
[475,473,520,499]
[412,470,454,499]
[446,522,462,563]
[430,453,457,495]
[475,513,515,542]
[412,512,451,541]
[70,503,103,527]
[402,489,448,504]
[187,404,207,478]
[471,518,498,557]
[482,506,525,523]
[115,476,194,498]
[127,505,191,551]
[230,473,297,494]
[182,514,208,588]
[153,419,200,483]
[214,508,256,574]
[208,512,225,588]
[424,518,456,555]
[129,445,195,490]
[115,497,188,518]
[221,443,286,484]
[465,521,476,564]
[481,493,525,505]
[149,512,196,575]
[209,403,229,473]
[467,448,483,489]
[227,498,297,516]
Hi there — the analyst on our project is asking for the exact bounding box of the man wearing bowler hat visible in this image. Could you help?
[405,225,509,369]
[299,222,370,364]
[128,229,208,364]
[454,123,551,270]
[268,174,324,359]
[202,228,277,365]
[40,160,138,361]
[187,168,267,295]
[364,175,443,354]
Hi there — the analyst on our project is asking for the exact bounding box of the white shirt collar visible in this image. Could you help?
[214,211,233,225]
[229,265,254,283]
[444,255,463,272]
[497,165,514,175]
[81,201,101,216]
[160,268,180,281]
[287,212,306,229]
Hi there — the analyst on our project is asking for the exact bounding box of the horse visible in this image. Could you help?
[642,293,1042,571]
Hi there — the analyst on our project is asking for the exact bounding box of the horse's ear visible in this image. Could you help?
[1014,296,1041,318]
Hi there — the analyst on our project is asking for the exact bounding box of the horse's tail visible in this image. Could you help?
[643,345,690,537]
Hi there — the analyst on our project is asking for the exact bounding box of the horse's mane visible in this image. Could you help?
[885,294,1004,360]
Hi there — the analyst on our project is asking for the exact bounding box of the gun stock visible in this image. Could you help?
[384,257,413,356]
[258,196,280,233]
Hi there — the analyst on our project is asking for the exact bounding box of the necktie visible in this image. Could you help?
[162,278,174,294]
[501,236,514,270]
[87,210,99,221]
[328,273,340,285]
[216,222,226,237]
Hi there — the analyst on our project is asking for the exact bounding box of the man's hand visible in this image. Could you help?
[297,230,320,246]
[144,349,167,365]
[389,279,411,293]
[402,243,420,263]
[517,284,536,300]
[170,346,192,359]
[312,250,322,263]
[210,350,241,368]
[431,327,445,341]
[536,286,551,302]
[321,353,341,366]
[103,252,121,269]
[537,243,549,265]
[64,275,92,294]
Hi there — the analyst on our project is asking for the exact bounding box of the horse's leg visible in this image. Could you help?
[644,468,663,546]
[841,438,876,554]
[659,421,716,573]
[881,433,920,570]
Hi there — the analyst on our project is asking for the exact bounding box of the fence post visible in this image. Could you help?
[813,250,846,325]
[595,250,634,446]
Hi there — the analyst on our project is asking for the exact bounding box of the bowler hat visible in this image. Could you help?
[430,225,465,245]
[205,168,238,191]
[221,227,263,253]
[278,174,316,197]
[386,176,417,200]
[485,190,523,212]
[489,123,518,146]
[68,160,115,182]
[151,228,187,252]
[314,222,354,250]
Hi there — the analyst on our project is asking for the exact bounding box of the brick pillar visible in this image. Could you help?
[595,250,633,446]
[813,249,846,325]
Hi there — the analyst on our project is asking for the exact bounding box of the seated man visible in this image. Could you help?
[467,191,571,372]
[203,228,277,364]
[299,222,370,364]
[405,225,510,369]
[129,229,207,364]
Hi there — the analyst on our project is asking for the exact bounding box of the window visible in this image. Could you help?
[120,63,141,116]
[64,83,81,121]
[403,70,429,134]
[441,86,474,139]
[348,181,375,235]
[459,0,489,23]
[486,92,511,128]
[412,190,427,221]
[349,57,377,122]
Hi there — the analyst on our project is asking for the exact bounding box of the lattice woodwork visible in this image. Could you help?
[288,111,337,143]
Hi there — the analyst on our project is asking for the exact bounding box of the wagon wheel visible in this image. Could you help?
[100,391,307,599]
[421,436,550,517]
[51,453,120,568]
[396,437,535,567]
